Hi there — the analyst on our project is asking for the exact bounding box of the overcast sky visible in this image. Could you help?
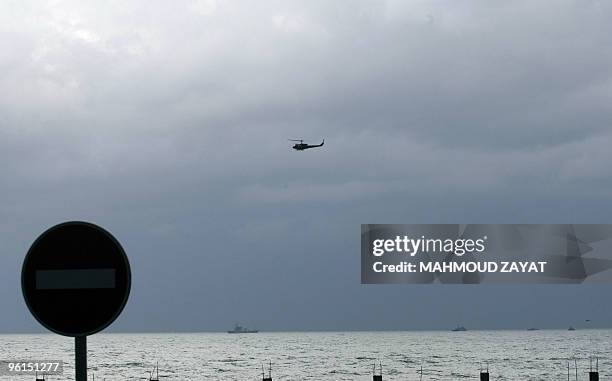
[2,0,612,333]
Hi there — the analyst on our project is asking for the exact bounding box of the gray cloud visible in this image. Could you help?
[2,0,612,332]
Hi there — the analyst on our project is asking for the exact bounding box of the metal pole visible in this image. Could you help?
[575,359,578,381]
[75,336,87,381]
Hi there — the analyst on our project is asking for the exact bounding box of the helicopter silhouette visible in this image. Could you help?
[289,139,324,151]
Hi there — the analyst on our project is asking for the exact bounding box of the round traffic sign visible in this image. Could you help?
[22,221,131,337]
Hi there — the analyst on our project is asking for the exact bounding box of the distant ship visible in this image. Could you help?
[227,324,258,334]
[527,328,540,331]
[568,326,576,331]
[452,325,467,332]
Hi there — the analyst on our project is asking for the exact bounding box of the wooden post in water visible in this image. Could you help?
[262,360,272,381]
[575,358,578,381]
[372,361,382,381]
[149,361,159,381]
[589,357,599,381]
[479,363,489,381]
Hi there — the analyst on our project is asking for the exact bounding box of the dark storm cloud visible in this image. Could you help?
[2,0,612,332]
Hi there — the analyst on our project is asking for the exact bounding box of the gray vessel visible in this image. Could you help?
[228,324,258,334]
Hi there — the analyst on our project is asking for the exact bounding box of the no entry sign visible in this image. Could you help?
[22,221,131,337]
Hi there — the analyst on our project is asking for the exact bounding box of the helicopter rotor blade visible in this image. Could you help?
[288,139,303,142]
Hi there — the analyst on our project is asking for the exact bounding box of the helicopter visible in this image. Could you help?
[289,139,324,151]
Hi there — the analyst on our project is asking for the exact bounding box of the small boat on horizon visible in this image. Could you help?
[568,326,576,331]
[527,328,540,331]
[451,325,467,332]
[228,324,259,334]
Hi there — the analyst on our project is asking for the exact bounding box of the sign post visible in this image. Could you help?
[22,221,131,381]
[75,336,86,380]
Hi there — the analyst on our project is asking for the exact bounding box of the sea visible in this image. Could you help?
[0,330,609,380]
